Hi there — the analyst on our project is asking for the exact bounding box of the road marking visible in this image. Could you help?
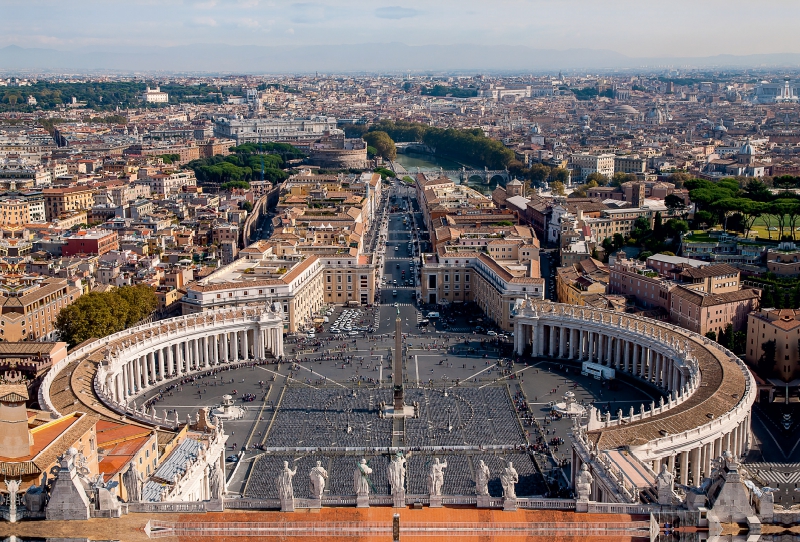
[479,362,541,389]
[286,361,348,389]
[255,366,317,389]
[415,355,419,385]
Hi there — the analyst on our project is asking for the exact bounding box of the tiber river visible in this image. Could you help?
[392,152,504,194]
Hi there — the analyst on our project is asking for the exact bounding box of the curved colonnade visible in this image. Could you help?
[512,300,755,503]
[40,304,285,426]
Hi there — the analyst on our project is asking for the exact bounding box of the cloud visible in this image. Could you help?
[191,16,218,26]
[285,27,295,34]
[375,6,421,19]
[192,0,217,9]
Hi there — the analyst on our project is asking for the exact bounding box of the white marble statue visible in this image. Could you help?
[354,458,373,496]
[656,463,675,505]
[500,461,519,500]
[475,460,490,496]
[427,458,447,496]
[122,461,144,503]
[576,463,593,501]
[387,452,406,495]
[276,461,297,503]
[309,460,328,500]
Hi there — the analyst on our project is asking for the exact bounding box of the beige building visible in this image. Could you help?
[180,242,324,333]
[0,276,82,342]
[745,308,800,381]
[556,258,610,306]
[421,240,544,332]
[43,187,95,222]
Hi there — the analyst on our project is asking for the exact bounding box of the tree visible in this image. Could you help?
[669,171,691,188]
[665,218,689,238]
[611,172,636,187]
[586,172,608,185]
[550,168,570,184]
[362,131,397,161]
[55,285,158,347]
[241,200,254,212]
[664,194,686,213]
[638,251,653,261]
[529,164,551,185]
[612,233,626,250]
[705,331,717,342]
[551,181,566,196]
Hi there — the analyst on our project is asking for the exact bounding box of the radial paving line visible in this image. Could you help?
[244,383,272,450]
[260,384,287,446]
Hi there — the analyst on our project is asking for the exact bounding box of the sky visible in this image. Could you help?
[4,0,800,57]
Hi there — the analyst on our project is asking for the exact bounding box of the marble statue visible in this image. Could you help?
[500,461,519,500]
[427,458,447,496]
[576,463,593,501]
[475,460,490,496]
[209,463,223,500]
[309,460,328,500]
[122,461,144,503]
[656,463,675,504]
[276,461,297,503]
[387,452,406,495]
[354,458,373,496]
[5,479,19,521]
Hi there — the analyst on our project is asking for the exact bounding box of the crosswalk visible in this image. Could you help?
[445,326,474,333]
[380,303,413,307]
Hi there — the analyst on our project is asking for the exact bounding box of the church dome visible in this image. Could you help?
[614,104,638,115]
[739,139,755,155]
[507,179,523,186]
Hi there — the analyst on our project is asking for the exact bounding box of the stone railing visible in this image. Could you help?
[41,306,281,418]
[517,498,576,510]
[587,502,661,515]
[128,501,209,513]
[527,302,755,458]
[223,498,280,509]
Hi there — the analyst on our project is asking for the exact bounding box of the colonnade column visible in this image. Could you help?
[690,448,701,485]
[147,352,155,385]
[559,326,567,358]
[243,330,250,361]
[605,335,612,365]
[680,451,689,485]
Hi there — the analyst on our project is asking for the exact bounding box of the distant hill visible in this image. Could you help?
[3,43,800,73]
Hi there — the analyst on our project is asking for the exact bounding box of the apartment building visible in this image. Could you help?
[62,229,119,257]
[556,258,610,306]
[42,187,94,221]
[0,276,82,341]
[670,287,759,336]
[421,242,544,332]
[570,153,615,180]
[746,308,800,381]
[135,171,197,196]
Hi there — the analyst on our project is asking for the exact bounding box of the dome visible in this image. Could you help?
[507,179,523,186]
[614,104,638,115]
[740,139,755,155]
[715,124,728,132]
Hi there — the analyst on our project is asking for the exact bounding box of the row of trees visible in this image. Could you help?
[187,144,302,186]
[55,285,159,348]
[0,82,234,112]
[363,131,397,161]
[365,120,515,169]
[686,177,800,240]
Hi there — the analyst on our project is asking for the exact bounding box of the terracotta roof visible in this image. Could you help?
[679,263,739,279]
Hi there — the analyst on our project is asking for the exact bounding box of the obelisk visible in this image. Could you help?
[393,307,404,411]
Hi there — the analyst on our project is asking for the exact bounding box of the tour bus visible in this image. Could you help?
[426,312,440,319]
[581,361,615,380]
